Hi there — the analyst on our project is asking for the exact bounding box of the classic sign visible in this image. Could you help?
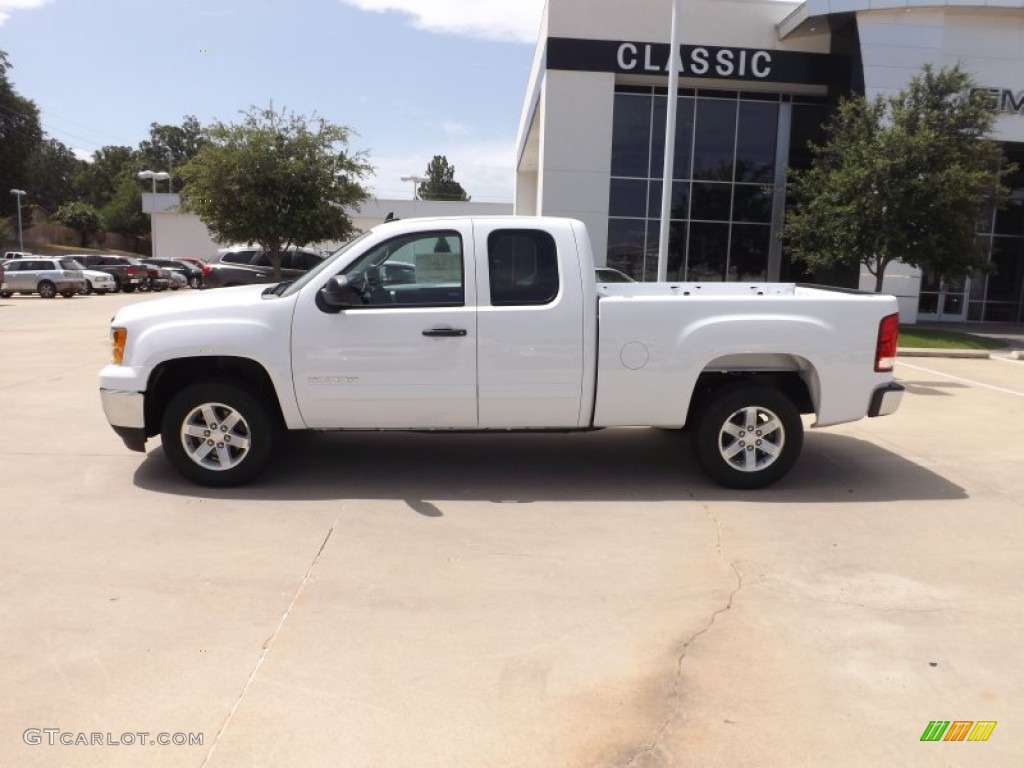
[546,37,845,87]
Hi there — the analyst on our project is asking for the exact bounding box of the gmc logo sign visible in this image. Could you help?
[971,87,1024,115]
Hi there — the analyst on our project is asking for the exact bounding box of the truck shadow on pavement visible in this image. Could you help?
[132,428,966,505]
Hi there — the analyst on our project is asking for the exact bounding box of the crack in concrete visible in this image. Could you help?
[624,501,741,768]
[199,514,340,768]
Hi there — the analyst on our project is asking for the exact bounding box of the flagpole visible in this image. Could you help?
[656,0,683,282]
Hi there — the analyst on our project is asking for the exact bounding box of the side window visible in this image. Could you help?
[5,261,19,272]
[222,251,256,265]
[487,229,560,306]
[342,231,464,307]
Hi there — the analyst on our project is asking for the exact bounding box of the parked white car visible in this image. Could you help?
[100,216,903,489]
[69,261,116,295]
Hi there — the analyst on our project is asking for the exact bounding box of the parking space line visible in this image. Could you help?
[898,362,1024,398]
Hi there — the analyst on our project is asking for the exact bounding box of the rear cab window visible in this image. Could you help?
[487,229,560,306]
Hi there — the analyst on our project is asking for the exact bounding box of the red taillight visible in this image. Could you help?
[875,313,899,372]
[127,266,135,276]
[201,265,211,276]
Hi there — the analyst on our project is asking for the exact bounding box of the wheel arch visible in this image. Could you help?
[144,356,285,438]
[686,354,818,428]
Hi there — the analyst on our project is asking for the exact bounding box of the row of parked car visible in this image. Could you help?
[0,253,210,299]
[0,245,335,299]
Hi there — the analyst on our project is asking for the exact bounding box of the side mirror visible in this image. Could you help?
[318,275,364,313]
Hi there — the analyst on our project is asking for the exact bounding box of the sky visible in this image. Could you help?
[0,0,547,202]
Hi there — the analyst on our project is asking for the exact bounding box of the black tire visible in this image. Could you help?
[60,290,75,298]
[161,381,277,487]
[122,284,136,294]
[112,276,122,293]
[85,280,94,295]
[691,384,803,490]
[0,292,11,298]
[189,276,200,289]
[96,289,108,295]
[38,280,57,299]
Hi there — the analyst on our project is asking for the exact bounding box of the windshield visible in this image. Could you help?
[278,231,373,298]
[61,259,85,270]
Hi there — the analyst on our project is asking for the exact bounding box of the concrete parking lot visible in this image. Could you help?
[1,290,1021,767]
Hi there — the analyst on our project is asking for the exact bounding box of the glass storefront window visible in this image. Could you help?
[736,102,778,183]
[609,87,827,286]
[651,97,694,180]
[687,223,730,281]
[647,180,689,219]
[609,178,649,218]
[690,182,732,222]
[611,94,653,178]
[730,225,771,281]
[693,99,738,180]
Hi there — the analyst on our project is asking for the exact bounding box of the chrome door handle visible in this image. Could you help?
[422,327,467,337]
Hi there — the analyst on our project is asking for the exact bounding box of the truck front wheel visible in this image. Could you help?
[160,381,276,487]
[692,384,803,489]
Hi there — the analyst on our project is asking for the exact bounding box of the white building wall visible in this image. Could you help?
[143,194,221,260]
[538,70,617,262]
[859,9,1024,143]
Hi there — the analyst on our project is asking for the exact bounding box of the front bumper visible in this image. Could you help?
[868,382,905,417]
[100,388,147,452]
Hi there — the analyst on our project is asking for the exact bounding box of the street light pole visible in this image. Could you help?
[657,0,684,282]
[9,189,26,252]
[400,175,427,200]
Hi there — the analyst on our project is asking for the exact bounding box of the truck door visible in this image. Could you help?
[474,222,587,428]
[291,225,478,429]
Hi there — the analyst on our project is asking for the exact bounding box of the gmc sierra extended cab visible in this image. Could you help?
[99,216,903,489]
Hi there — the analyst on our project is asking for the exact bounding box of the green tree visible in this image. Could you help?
[417,155,470,201]
[54,201,102,247]
[74,145,140,209]
[784,64,1010,292]
[137,115,207,191]
[0,50,43,217]
[177,104,372,279]
[28,137,83,212]
[100,176,148,237]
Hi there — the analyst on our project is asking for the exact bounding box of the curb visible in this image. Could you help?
[897,347,990,359]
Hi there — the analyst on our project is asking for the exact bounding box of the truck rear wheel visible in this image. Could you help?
[692,384,803,489]
[160,381,276,487]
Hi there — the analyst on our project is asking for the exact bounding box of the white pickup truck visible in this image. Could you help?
[99,216,903,489]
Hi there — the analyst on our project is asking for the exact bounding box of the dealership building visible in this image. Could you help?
[515,0,1024,323]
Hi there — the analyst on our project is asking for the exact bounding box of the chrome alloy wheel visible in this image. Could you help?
[717,405,785,473]
[180,402,252,471]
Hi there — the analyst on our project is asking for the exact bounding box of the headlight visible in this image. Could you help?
[111,327,127,365]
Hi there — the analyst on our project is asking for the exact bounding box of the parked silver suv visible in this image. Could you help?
[0,257,88,298]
